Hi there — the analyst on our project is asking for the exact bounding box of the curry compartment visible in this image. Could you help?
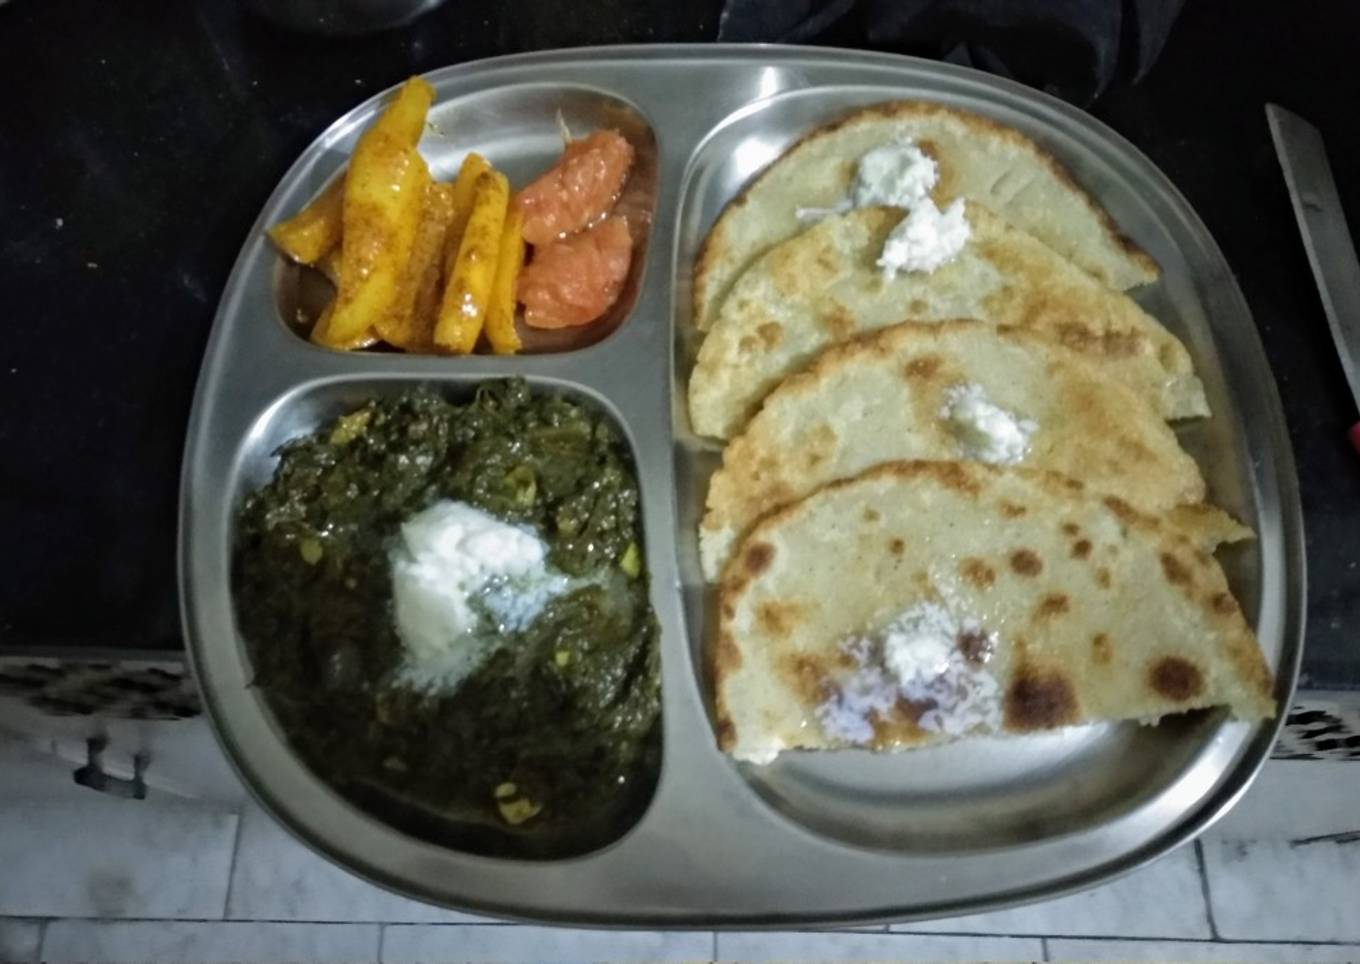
[228,375,663,860]
[272,84,659,356]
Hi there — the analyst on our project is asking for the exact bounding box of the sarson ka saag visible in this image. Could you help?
[232,380,660,856]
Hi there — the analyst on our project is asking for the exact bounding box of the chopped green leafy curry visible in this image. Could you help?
[233,381,659,849]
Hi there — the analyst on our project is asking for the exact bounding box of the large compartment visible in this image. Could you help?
[672,85,1282,851]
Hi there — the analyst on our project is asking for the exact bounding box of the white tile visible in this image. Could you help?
[716,931,1043,961]
[382,925,714,962]
[1050,938,1360,962]
[1203,839,1360,941]
[228,801,491,923]
[0,730,81,799]
[42,920,380,963]
[0,919,42,964]
[0,798,236,918]
[892,845,1209,938]
[1207,761,1360,841]
[0,700,245,805]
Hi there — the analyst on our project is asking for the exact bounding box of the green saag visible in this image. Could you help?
[232,380,660,854]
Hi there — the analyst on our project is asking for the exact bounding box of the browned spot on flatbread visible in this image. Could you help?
[1061,522,1081,536]
[1212,592,1238,615]
[1034,593,1070,620]
[721,602,735,620]
[1010,549,1043,577]
[1160,552,1192,587]
[862,507,882,523]
[960,557,996,589]
[714,631,742,673]
[1095,566,1112,589]
[780,653,833,706]
[1091,633,1113,665]
[931,462,982,495]
[1149,656,1204,702]
[822,304,857,341]
[1005,668,1079,731]
[958,628,994,665]
[904,355,942,379]
[756,600,804,639]
[1000,501,1027,518]
[909,299,928,315]
[757,322,783,348]
[889,537,905,556]
[1055,322,1144,359]
[715,717,736,750]
[1071,539,1092,560]
[918,140,957,200]
[744,542,774,576]
[1103,496,1139,525]
[892,696,930,725]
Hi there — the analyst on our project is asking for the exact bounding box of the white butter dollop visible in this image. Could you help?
[850,142,940,209]
[940,382,1037,465]
[877,198,971,278]
[817,601,1001,744]
[796,140,939,222]
[881,601,958,685]
[389,499,567,690]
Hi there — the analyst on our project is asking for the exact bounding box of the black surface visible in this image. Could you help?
[0,0,1355,686]
[718,0,1186,105]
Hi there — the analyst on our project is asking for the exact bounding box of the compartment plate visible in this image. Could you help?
[180,45,1304,926]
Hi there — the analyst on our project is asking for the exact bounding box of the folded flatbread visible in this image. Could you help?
[688,204,1205,439]
[714,461,1275,764]
[700,321,1245,581]
[693,100,1159,331]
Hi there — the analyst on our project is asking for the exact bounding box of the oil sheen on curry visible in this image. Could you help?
[232,380,659,854]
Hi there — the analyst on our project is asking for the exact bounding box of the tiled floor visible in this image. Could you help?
[2,717,1358,963]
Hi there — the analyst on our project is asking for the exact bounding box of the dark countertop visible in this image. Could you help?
[1,0,1356,688]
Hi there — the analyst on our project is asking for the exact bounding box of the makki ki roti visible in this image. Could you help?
[699,321,1248,582]
[687,204,1207,439]
[692,100,1160,332]
[713,461,1276,764]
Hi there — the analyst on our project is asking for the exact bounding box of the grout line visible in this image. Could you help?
[1290,829,1360,848]
[219,804,248,920]
[11,914,1360,947]
[884,929,1360,947]
[1193,839,1221,940]
[1040,935,1050,961]
[711,929,718,960]
[35,918,49,964]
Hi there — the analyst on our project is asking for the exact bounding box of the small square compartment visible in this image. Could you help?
[274,84,658,356]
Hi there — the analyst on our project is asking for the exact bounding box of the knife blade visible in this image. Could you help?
[1266,103,1360,453]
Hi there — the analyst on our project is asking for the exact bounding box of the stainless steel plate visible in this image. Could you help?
[180,44,1305,926]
